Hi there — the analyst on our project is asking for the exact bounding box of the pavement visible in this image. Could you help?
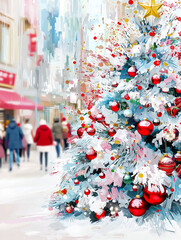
[0,149,60,240]
[0,149,180,240]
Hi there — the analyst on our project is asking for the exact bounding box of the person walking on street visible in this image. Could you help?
[5,119,24,171]
[0,124,5,168]
[18,123,27,161]
[34,119,53,171]
[52,117,64,158]
[62,117,71,150]
[23,119,34,161]
[3,120,9,162]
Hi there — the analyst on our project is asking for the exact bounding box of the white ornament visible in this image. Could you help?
[124,109,133,118]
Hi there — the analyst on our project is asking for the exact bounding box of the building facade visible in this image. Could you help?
[0,0,44,130]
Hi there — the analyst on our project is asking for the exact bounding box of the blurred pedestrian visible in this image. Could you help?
[0,124,5,168]
[62,117,71,150]
[23,119,34,161]
[18,123,27,161]
[34,119,53,171]
[52,117,64,158]
[5,118,24,171]
[3,120,9,162]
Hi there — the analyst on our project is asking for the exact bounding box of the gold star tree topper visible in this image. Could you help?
[138,0,163,18]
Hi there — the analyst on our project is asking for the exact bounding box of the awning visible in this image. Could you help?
[0,89,43,111]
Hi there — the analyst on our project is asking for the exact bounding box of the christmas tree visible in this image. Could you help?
[49,0,181,231]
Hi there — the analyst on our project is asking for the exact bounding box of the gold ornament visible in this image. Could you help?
[138,0,163,18]
[57,190,64,196]
[138,173,144,178]
[97,151,104,160]
[115,154,119,159]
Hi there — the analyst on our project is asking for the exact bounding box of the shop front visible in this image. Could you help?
[0,69,43,129]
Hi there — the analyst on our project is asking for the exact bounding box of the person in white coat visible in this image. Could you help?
[23,119,34,161]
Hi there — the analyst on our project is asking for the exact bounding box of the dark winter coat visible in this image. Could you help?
[52,122,63,140]
[34,125,53,146]
[5,120,24,150]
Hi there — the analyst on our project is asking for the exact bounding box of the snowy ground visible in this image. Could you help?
[0,149,180,240]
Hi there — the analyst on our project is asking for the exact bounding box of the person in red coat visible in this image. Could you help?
[34,119,53,171]
[62,117,71,150]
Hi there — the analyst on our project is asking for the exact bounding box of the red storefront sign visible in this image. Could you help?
[0,70,16,88]
[28,32,37,57]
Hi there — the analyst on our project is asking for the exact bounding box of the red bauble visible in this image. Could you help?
[161,87,169,93]
[108,128,116,137]
[137,118,154,136]
[87,127,96,136]
[65,205,73,214]
[89,113,97,121]
[153,118,160,126]
[165,128,179,142]
[154,59,161,66]
[166,106,179,116]
[128,66,137,77]
[157,112,162,117]
[174,97,181,109]
[110,211,119,218]
[151,74,161,85]
[77,127,85,138]
[107,194,112,200]
[176,88,181,94]
[86,148,97,160]
[173,128,179,140]
[101,74,106,78]
[132,184,139,192]
[110,101,120,112]
[144,103,151,108]
[96,113,105,123]
[158,154,176,176]
[96,113,109,127]
[170,45,175,50]
[74,179,79,185]
[124,94,130,100]
[143,185,167,205]
[174,151,181,162]
[149,31,155,36]
[99,172,105,179]
[96,209,106,220]
[61,189,67,195]
[128,195,148,217]
[84,188,91,196]
[112,82,118,87]
[128,0,134,5]
[176,165,181,178]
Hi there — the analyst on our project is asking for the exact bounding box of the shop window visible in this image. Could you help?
[0,21,11,65]
[0,110,5,127]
